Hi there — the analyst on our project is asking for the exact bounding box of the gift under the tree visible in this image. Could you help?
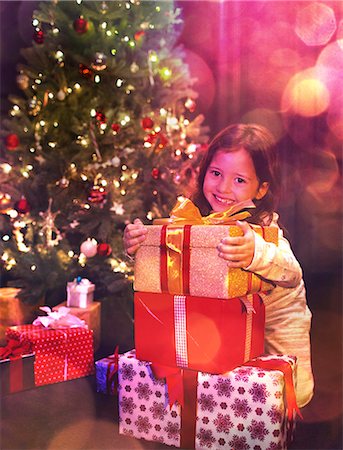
[0,339,35,395]
[67,278,95,308]
[135,291,265,375]
[95,347,118,395]
[118,350,300,450]
[134,199,278,299]
[5,323,94,387]
[53,301,101,351]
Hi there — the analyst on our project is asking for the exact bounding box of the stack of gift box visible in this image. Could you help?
[95,200,301,449]
[0,278,100,395]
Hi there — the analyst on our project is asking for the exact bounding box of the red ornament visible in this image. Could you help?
[79,64,93,79]
[95,111,106,124]
[151,167,160,179]
[33,30,44,44]
[97,243,112,257]
[141,117,154,130]
[111,123,121,133]
[5,134,20,150]
[15,197,30,214]
[88,186,107,204]
[73,17,89,34]
[156,132,168,149]
[134,30,145,41]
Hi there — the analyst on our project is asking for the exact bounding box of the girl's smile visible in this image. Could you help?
[203,148,269,212]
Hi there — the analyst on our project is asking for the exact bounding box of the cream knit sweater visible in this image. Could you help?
[246,213,314,408]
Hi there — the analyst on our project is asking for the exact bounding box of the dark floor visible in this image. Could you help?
[1,303,342,450]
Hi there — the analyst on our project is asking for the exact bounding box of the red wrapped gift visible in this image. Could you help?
[6,325,94,386]
[134,291,265,374]
[0,339,35,395]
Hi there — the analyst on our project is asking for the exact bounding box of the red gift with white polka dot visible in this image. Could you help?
[6,325,94,386]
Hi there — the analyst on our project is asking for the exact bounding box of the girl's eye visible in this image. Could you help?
[211,170,221,177]
[235,177,246,184]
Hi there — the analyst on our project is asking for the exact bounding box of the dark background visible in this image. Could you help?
[1,1,342,449]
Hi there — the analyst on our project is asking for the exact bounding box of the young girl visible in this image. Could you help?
[123,123,314,408]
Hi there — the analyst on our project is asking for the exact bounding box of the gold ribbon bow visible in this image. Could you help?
[153,197,255,225]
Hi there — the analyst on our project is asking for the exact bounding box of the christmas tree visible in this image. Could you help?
[0,0,208,309]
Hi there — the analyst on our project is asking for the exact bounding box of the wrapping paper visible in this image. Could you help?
[95,348,119,395]
[134,223,278,299]
[1,353,35,396]
[53,301,101,351]
[134,292,265,375]
[6,325,94,386]
[118,350,297,450]
[67,278,95,308]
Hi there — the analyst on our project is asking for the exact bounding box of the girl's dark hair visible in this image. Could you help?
[191,123,280,225]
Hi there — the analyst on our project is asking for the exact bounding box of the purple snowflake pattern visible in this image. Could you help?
[197,428,216,448]
[139,405,146,411]
[120,362,136,381]
[134,382,152,400]
[213,413,233,433]
[152,434,164,444]
[229,434,250,450]
[220,402,228,410]
[164,421,180,441]
[247,419,269,441]
[267,443,282,450]
[218,438,226,446]
[249,382,270,403]
[122,428,133,437]
[203,381,210,389]
[237,423,245,431]
[230,398,252,418]
[234,368,253,382]
[134,415,152,434]
[124,385,131,392]
[214,378,235,397]
[198,393,218,412]
[267,405,282,424]
[120,396,136,414]
[255,407,263,416]
[238,387,245,395]
[149,401,167,420]
[139,370,146,378]
[254,446,262,450]
[155,390,162,398]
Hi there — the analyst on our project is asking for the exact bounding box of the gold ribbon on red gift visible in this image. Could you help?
[0,338,32,393]
[151,363,198,450]
[155,198,255,295]
[106,346,119,395]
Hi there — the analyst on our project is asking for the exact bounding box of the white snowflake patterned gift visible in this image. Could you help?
[67,278,95,308]
[118,350,300,450]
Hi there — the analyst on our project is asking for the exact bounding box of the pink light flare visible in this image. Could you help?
[281,67,330,118]
[295,2,337,47]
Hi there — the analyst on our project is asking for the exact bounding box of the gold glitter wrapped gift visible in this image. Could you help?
[134,198,278,299]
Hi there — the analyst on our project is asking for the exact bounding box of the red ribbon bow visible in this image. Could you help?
[0,339,31,360]
[106,346,119,394]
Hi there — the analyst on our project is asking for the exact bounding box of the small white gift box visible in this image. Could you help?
[67,278,95,308]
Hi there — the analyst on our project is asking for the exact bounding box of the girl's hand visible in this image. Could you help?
[217,220,255,268]
[123,218,148,256]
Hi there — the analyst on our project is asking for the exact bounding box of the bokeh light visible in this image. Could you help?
[295,2,337,46]
[281,67,330,117]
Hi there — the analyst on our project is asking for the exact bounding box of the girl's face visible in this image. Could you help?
[203,148,269,212]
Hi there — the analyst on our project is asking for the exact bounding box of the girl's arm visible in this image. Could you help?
[245,226,303,288]
[217,214,302,288]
